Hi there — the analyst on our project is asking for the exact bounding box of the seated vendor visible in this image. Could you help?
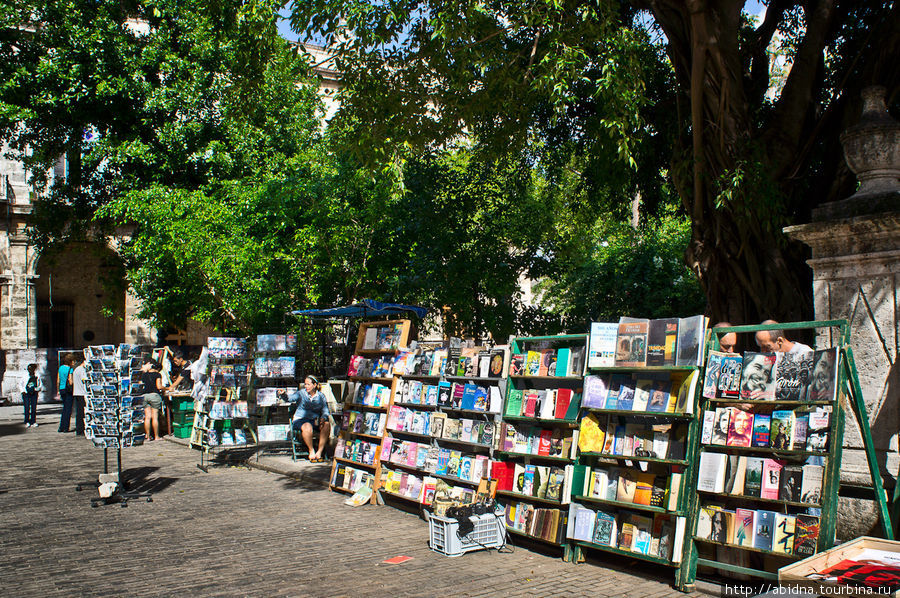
[292,375,331,462]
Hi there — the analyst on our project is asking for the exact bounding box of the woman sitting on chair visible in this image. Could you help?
[292,376,331,462]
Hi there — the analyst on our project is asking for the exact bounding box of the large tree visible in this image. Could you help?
[289,0,899,325]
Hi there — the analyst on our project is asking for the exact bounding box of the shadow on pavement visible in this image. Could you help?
[123,466,178,494]
[277,474,329,493]
[0,422,27,438]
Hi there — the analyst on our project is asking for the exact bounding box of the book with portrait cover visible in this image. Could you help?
[740,352,778,400]
[775,350,814,402]
[809,348,839,402]
[675,315,706,367]
[718,354,743,398]
[770,410,796,450]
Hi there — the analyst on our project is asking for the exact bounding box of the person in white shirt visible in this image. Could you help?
[755,319,813,353]
[72,358,87,436]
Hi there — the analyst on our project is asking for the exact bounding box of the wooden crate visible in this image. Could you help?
[778,536,900,597]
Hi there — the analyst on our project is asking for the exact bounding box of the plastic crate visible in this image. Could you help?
[173,423,193,439]
[173,411,195,425]
[428,513,505,557]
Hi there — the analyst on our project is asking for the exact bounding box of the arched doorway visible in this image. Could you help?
[34,243,126,349]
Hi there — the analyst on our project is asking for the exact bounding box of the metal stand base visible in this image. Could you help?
[82,447,154,508]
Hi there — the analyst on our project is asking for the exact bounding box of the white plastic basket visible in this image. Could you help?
[428,513,505,557]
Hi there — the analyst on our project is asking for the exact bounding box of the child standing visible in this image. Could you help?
[20,363,42,427]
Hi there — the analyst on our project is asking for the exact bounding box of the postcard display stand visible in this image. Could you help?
[81,344,153,507]
[493,334,587,559]
[329,319,412,504]
[377,342,509,510]
[190,337,255,472]
[683,320,893,588]
[251,333,300,457]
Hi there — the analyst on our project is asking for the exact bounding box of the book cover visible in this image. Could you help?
[646,318,679,367]
[726,455,748,495]
[807,407,831,452]
[616,470,638,503]
[473,386,489,412]
[605,374,627,409]
[570,505,596,542]
[525,351,541,376]
[773,513,796,554]
[760,459,783,499]
[800,464,824,504]
[718,355,743,398]
[726,409,753,447]
[776,350,814,402]
[809,348,838,402]
[754,510,776,551]
[545,467,565,501]
[509,354,526,376]
[538,349,553,377]
[437,382,453,408]
[647,380,670,413]
[588,322,618,369]
[651,429,670,459]
[792,413,809,450]
[652,515,675,560]
[751,413,771,447]
[744,457,764,497]
[488,348,507,378]
[615,318,649,367]
[735,508,755,547]
[740,352,777,400]
[675,315,706,367]
[617,521,636,551]
[793,514,819,556]
[582,375,609,409]
[696,507,715,540]
[779,465,803,502]
[605,467,620,501]
[578,413,606,454]
[593,511,617,546]
[711,407,731,445]
[697,452,727,493]
[666,472,682,511]
[633,472,656,506]
[460,384,478,410]
[630,514,654,554]
[770,410,795,449]
[505,388,524,417]
[617,380,636,411]
[700,410,716,444]
[649,475,667,509]
[674,369,699,414]
[633,379,652,411]
[539,389,557,420]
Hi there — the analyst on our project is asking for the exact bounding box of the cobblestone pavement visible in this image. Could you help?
[0,404,712,597]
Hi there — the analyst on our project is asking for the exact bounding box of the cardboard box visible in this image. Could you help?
[779,536,900,597]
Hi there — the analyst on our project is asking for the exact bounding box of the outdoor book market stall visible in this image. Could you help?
[321,315,899,595]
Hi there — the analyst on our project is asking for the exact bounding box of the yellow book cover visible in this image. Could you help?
[578,413,605,453]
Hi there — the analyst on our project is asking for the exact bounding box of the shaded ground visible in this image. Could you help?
[0,404,712,597]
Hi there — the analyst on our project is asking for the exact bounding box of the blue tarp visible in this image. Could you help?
[290,299,428,319]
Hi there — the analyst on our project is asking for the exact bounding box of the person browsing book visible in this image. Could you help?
[138,358,165,441]
[166,350,193,392]
[755,320,813,354]
[713,321,738,353]
[292,376,331,462]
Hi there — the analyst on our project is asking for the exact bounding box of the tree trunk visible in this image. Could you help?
[650,0,816,326]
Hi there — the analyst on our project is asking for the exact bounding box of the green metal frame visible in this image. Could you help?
[566,361,702,589]
[501,333,588,560]
[682,319,893,588]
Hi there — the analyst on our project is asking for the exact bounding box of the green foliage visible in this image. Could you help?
[538,212,706,330]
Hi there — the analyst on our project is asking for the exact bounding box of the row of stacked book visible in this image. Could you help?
[504,387,579,420]
[587,315,707,369]
[388,409,495,446]
[493,462,571,502]
[697,453,825,504]
[581,371,697,414]
[509,346,585,377]
[334,438,380,465]
[575,464,683,511]
[331,463,376,493]
[382,438,491,483]
[350,382,392,407]
[503,503,567,544]
[497,424,576,459]
[696,505,819,556]
[699,406,831,451]
[396,379,502,413]
[344,410,386,437]
[578,414,687,461]
[568,505,682,561]
[703,348,838,402]
[379,468,480,506]
[349,345,510,380]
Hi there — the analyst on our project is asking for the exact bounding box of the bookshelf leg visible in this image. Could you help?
[843,347,894,539]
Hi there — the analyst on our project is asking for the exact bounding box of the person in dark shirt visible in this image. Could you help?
[139,358,164,441]
[166,350,193,392]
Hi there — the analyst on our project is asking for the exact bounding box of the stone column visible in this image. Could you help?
[784,86,899,538]
[124,289,156,345]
